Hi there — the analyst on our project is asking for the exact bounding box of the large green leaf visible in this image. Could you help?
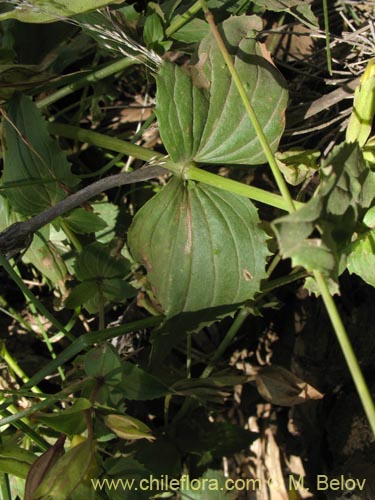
[1,94,77,216]
[128,177,269,317]
[0,1,123,23]
[155,16,288,165]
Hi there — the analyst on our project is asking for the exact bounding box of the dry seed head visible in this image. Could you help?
[4,2,163,71]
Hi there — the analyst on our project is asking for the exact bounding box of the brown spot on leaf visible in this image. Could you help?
[140,251,152,272]
[243,269,253,281]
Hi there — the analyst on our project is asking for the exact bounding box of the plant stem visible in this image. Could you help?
[201,307,251,378]
[314,271,375,434]
[0,473,11,500]
[165,0,202,37]
[187,166,303,211]
[37,58,136,109]
[1,342,42,393]
[49,123,300,211]
[322,0,333,76]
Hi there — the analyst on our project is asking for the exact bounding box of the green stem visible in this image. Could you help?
[1,342,42,393]
[0,473,11,500]
[49,122,157,162]
[201,307,251,378]
[187,166,303,211]
[49,123,302,211]
[322,0,333,76]
[314,271,375,435]
[37,58,136,109]
[60,220,83,252]
[0,407,49,450]
[165,0,202,37]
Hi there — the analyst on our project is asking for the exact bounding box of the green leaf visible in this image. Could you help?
[0,0,123,23]
[103,457,151,500]
[255,365,323,406]
[104,414,155,442]
[65,279,136,313]
[346,59,375,147]
[0,195,68,291]
[177,418,256,458]
[1,94,77,216]
[273,143,375,283]
[84,344,122,378]
[143,12,164,47]
[35,438,95,500]
[64,281,98,309]
[63,208,107,234]
[93,200,119,243]
[347,210,375,287]
[25,435,66,500]
[251,0,319,29]
[155,16,288,164]
[180,469,237,500]
[22,228,68,292]
[128,177,269,317]
[171,18,209,43]
[113,362,169,400]
[0,444,35,479]
[75,242,130,281]
[33,399,91,435]
[275,148,320,186]
[102,278,136,301]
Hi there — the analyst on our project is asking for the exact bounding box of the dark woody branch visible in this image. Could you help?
[0,165,168,259]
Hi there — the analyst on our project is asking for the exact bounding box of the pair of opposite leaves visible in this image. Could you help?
[128,16,288,319]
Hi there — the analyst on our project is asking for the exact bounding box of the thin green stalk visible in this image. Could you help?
[322,0,333,76]
[0,473,11,500]
[165,0,202,37]
[314,271,375,435]
[1,342,42,393]
[187,166,303,211]
[37,58,136,109]
[201,307,251,378]
[48,122,157,162]
[0,254,75,342]
[202,3,375,435]
[49,123,301,211]
[0,407,49,450]
[60,220,83,253]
